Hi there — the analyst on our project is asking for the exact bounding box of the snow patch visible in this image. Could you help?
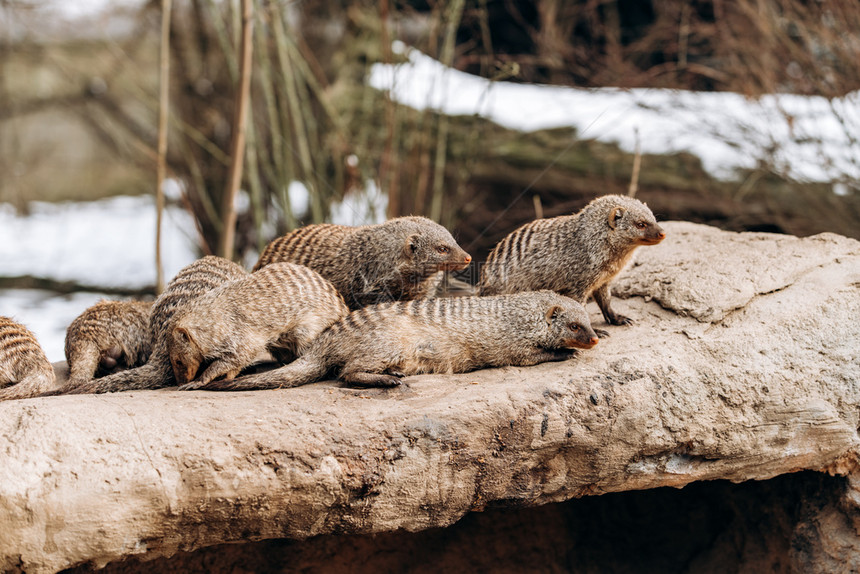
[369,48,860,183]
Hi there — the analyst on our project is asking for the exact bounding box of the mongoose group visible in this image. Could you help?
[0,198,665,400]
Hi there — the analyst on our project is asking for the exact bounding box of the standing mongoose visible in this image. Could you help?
[252,216,472,309]
[63,299,154,391]
[180,290,599,391]
[168,262,349,387]
[61,256,247,394]
[0,316,56,401]
[478,195,665,328]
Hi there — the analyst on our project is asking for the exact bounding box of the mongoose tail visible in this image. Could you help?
[179,354,328,391]
[0,370,56,401]
[62,360,170,394]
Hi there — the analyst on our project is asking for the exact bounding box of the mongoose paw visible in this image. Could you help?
[610,315,635,326]
[546,349,578,362]
[343,372,403,388]
[177,381,205,391]
[594,328,611,338]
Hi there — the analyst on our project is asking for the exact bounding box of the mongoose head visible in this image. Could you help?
[599,195,666,247]
[543,295,600,350]
[168,326,205,385]
[398,217,472,273]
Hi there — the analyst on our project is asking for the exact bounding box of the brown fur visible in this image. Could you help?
[184,290,598,391]
[0,316,56,401]
[59,256,247,394]
[171,263,348,389]
[253,216,472,309]
[63,300,153,390]
[479,194,665,328]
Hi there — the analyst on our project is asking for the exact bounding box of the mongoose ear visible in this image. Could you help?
[175,326,194,345]
[608,206,625,229]
[545,305,563,325]
[404,234,420,257]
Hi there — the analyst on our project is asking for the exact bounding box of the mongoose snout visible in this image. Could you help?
[439,249,471,271]
[169,328,203,384]
[563,333,600,350]
[635,223,666,245]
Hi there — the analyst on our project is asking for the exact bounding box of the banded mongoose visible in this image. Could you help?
[63,299,153,390]
[252,216,472,309]
[0,316,56,401]
[62,256,247,394]
[181,290,599,391]
[478,194,665,328]
[168,262,349,387]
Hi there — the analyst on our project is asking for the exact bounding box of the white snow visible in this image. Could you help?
[330,181,389,226]
[369,45,860,185]
[0,195,199,289]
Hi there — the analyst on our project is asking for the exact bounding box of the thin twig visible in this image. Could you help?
[218,0,254,260]
[155,0,172,295]
[628,127,641,198]
[430,0,465,222]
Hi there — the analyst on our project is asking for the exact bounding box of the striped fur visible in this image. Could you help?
[479,195,665,326]
[64,299,153,390]
[186,290,598,391]
[61,256,247,394]
[172,263,348,388]
[0,316,56,401]
[253,216,472,309]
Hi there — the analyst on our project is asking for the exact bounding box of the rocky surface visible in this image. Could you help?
[1,221,859,573]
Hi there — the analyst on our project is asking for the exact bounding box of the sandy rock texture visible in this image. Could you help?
[1,222,859,573]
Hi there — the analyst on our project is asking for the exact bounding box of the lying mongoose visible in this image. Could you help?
[168,262,349,387]
[0,316,56,401]
[180,290,599,391]
[63,299,153,390]
[253,216,472,309]
[61,256,247,394]
[478,194,665,328]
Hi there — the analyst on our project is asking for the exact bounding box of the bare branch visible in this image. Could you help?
[217,0,254,260]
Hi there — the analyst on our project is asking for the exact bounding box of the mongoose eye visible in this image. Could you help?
[436,245,450,254]
[567,323,581,332]
[635,221,648,229]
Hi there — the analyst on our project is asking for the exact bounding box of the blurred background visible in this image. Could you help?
[1,0,859,360]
